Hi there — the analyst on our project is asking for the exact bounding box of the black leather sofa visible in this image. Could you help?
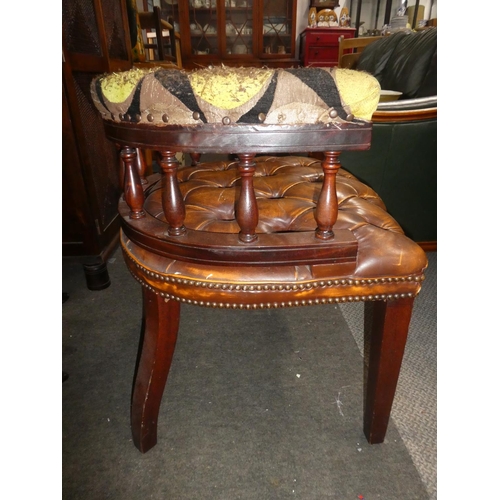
[339,28,437,247]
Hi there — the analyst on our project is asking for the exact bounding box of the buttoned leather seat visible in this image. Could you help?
[134,155,424,290]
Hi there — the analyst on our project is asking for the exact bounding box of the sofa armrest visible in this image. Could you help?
[376,96,437,111]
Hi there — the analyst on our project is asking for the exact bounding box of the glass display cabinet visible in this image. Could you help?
[156,0,298,68]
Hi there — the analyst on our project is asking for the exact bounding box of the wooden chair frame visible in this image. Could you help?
[137,6,182,68]
[101,117,426,453]
[338,35,383,69]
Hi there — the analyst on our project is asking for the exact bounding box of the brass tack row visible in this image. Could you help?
[112,108,352,125]
[130,259,424,290]
[129,271,415,308]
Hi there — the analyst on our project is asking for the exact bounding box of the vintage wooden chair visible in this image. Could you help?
[338,35,383,69]
[136,6,182,68]
[91,66,428,453]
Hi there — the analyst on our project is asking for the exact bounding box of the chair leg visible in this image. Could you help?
[131,287,181,453]
[363,297,414,444]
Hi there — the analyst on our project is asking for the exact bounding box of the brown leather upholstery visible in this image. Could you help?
[122,156,427,309]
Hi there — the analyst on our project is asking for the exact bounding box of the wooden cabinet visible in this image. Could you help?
[300,27,355,67]
[158,0,298,68]
[62,0,133,288]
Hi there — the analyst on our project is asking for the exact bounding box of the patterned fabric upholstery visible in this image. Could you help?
[90,66,381,125]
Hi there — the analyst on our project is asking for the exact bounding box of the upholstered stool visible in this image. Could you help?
[92,66,427,453]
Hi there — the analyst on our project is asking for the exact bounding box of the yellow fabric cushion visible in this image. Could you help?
[189,67,274,110]
[334,68,381,120]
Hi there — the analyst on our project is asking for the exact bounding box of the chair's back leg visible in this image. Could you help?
[363,296,415,443]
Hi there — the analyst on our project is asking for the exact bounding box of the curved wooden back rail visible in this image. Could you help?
[107,120,372,266]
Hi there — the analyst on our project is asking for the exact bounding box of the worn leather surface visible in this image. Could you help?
[123,156,428,305]
[145,156,395,235]
[356,28,437,99]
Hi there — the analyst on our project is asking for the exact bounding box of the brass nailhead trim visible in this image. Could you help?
[128,255,422,291]
[123,252,422,308]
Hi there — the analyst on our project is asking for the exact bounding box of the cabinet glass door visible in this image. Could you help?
[159,0,180,33]
[262,0,293,56]
[187,0,219,55]
[223,0,254,56]
[158,0,297,66]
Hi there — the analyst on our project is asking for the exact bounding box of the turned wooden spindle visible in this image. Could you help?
[236,153,258,243]
[121,147,145,219]
[315,151,341,240]
[135,148,148,185]
[159,150,186,236]
[190,153,201,166]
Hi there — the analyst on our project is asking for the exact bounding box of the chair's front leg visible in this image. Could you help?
[131,287,181,453]
[363,296,414,443]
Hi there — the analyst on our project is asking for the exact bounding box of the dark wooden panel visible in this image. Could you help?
[62,0,132,265]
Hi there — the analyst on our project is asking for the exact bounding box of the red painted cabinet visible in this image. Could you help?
[300,27,355,67]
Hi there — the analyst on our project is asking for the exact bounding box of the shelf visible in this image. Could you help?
[189,7,251,10]
[190,33,257,37]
